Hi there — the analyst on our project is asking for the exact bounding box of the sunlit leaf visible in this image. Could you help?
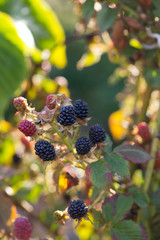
[129,39,143,49]
[77,51,101,70]
[0,12,26,117]
[0,0,67,68]
[75,213,94,240]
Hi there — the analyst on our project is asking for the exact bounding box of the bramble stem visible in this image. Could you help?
[50,122,73,152]
[71,126,80,144]
[88,191,106,211]
[143,93,160,192]
[137,86,152,123]
[122,5,139,18]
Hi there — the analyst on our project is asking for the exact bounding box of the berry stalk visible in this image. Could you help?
[50,122,73,152]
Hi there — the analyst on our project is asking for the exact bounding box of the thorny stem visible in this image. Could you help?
[121,4,139,18]
[71,126,80,145]
[50,122,73,152]
[143,94,160,192]
[88,191,107,211]
[44,136,63,144]
[137,86,152,123]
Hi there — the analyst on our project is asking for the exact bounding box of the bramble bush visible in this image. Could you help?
[1,0,160,239]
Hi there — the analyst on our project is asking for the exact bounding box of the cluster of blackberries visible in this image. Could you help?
[75,124,106,155]
[68,200,88,219]
[58,99,88,126]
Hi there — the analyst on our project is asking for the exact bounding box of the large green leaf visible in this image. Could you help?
[0,0,67,68]
[114,144,152,164]
[110,220,143,240]
[113,195,133,223]
[0,12,26,117]
[104,153,130,178]
[97,5,118,32]
[129,187,149,208]
[89,159,111,189]
[102,194,133,223]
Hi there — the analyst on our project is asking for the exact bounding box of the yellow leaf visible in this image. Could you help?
[129,39,142,49]
[7,205,17,226]
[0,120,11,133]
[50,45,67,69]
[108,110,130,141]
[77,51,101,70]
[75,213,94,240]
[132,170,144,187]
[58,86,70,97]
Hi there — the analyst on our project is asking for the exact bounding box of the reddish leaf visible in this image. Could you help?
[114,144,151,163]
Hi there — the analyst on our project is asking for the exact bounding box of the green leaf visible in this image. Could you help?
[104,135,113,153]
[113,195,133,223]
[93,209,106,228]
[82,0,95,22]
[129,188,149,208]
[104,153,130,178]
[114,144,152,164]
[0,0,67,68]
[0,12,26,116]
[144,66,160,89]
[110,220,143,240]
[97,5,118,32]
[102,202,113,222]
[89,159,110,189]
[91,186,101,202]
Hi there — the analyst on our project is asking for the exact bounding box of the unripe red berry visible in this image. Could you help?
[139,0,152,6]
[18,120,36,137]
[46,95,56,110]
[13,217,32,240]
[137,122,151,143]
[13,97,28,112]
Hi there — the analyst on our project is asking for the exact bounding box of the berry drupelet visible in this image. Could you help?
[75,136,91,155]
[13,96,28,112]
[89,124,106,144]
[68,200,88,219]
[13,217,32,240]
[18,120,36,137]
[58,105,76,126]
[74,99,88,119]
[35,140,55,161]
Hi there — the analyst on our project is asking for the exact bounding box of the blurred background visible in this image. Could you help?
[1,0,123,132]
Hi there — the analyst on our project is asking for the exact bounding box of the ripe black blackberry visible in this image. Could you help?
[75,136,91,155]
[89,124,106,144]
[68,200,88,219]
[35,140,55,161]
[58,105,76,126]
[74,99,88,119]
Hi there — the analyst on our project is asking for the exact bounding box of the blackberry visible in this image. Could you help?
[58,105,76,126]
[89,124,106,144]
[75,136,91,155]
[35,140,55,161]
[13,217,32,240]
[68,200,88,219]
[74,99,88,119]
